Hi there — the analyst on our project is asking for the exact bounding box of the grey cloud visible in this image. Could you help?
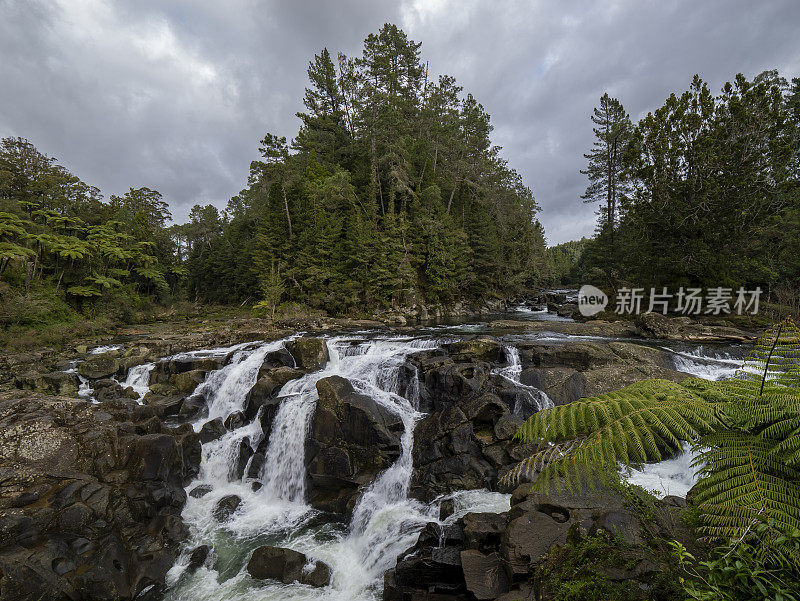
[1,0,798,240]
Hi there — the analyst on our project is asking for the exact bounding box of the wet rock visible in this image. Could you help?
[517,341,687,405]
[445,338,503,363]
[246,546,331,587]
[212,495,241,521]
[94,379,139,402]
[286,338,329,371]
[246,453,265,480]
[306,376,402,514]
[224,411,247,430]
[635,313,680,339]
[302,560,332,587]
[189,485,212,499]
[187,545,210,570]
[494,414,524,441]
[0,390,194,601]
[243,366,303,423]
[172,370,205,393]
[260,348,296,373]
[439,499,455,521]
[78,354,120,379]
[463,512,508,552]
[556,303,578,317]
[384,521,468,600]
[235,441,254,480]
[179,395,206,418]
[411,401,500,500]
[145,394,185,417]
[198,418,226,444]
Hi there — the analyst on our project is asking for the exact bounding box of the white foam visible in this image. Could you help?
[623,443,699,498]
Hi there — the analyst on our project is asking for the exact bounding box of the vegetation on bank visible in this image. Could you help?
[505,319,800,598]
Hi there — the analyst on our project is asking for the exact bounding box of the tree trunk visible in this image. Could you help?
[447,177,459,213]
[282,184,293,237]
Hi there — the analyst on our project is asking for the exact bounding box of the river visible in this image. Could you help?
[104,309,745,601]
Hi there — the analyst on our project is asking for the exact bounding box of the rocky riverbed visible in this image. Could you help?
[0,312,754,600]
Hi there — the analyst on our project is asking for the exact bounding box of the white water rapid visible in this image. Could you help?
[159,329,744,600]
[165,334,510,601]
[493,345,554,414]
[121,362,155,402]
[666,345,743,381]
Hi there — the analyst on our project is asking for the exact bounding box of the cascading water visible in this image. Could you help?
[191,340,289,427]
[64,360,95,401]
[493,344,554,414]
[121,362,154,402]
[163,330,741,600]
[623,442,699,497]
[666,345,743,381]
[165,334,510,601]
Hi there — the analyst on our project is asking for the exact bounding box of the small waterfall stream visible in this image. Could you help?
[493,345,555,413]
[121,362,155,402]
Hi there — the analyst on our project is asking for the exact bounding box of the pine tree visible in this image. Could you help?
[580,93,632,250]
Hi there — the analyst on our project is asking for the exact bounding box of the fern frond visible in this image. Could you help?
[693,431,800,539]
[503,379,721,489]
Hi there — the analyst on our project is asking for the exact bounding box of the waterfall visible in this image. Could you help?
[665,345,743,381]
[121,362,154,402]
[191,340,288,427]
[494,344,554,413]
[64,360,95,402]
[165,334,509,601]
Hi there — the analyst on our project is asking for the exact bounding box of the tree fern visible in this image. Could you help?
[504,318,800,544]
[505,378,724,491]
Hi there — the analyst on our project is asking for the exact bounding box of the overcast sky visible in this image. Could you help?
[2,0,798,244]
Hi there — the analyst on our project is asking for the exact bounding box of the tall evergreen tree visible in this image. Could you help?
[580,93,632,250]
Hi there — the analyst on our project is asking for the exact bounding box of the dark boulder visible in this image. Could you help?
[460,550,509,600]
[306,376,402,514]
[198,418,226,444]
[172,370,205,394]
[212,495,241,521]
[189,485,212,499]
[78,354,120,379]
[144,394,185,417]
[235,441,254,480]
[246,546,331,587]
[15,371,80,397]
[187,545,210,571]
[224,411,247,431]
[0,390,196,601]
[243,366,303,423]
[179,395,206,418]
[260,348,296,374]
[286,338,329,372]
[444,338,503,363]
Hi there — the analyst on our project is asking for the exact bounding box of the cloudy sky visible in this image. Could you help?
[2,0,798,244]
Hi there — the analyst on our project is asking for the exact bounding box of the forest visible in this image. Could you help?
[572,71,800,308]
[0,24,547,327]
[2,24,799,331]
